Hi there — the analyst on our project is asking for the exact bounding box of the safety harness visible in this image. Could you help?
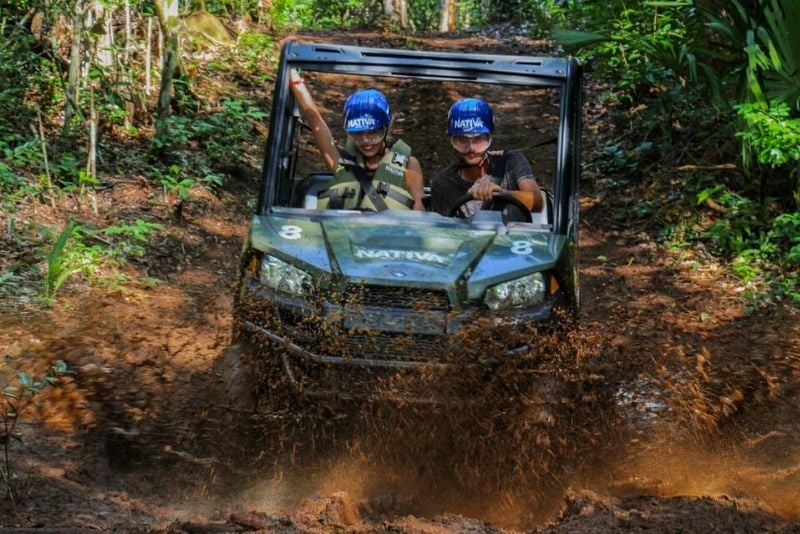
[318,139,415,211]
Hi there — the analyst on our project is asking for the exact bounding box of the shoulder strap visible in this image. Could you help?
[390,139,411,158]
[350,164,390,211]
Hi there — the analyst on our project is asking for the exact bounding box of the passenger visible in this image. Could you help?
[288,68,424,211]
[431,97,544,217]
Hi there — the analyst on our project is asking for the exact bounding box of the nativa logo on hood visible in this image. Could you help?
[353,245,452,265]
[346,115,378,130]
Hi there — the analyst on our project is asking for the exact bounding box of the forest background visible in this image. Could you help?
[0,0,797,311]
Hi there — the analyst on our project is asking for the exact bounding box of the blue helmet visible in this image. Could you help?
[343,89,391,133]
[447,98,494,135]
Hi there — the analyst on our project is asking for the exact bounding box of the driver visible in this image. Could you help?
[288,68,425,211]
[431,97,544,217]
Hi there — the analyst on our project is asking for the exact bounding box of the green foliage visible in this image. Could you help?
[701,0,800,110]
[0,263,40,301]
[62,221,162,286]
[552,2,701,104]
[480,0,566,36]
[45,151,101,195]
[695,184,799,302]
[203,98,267,161]
[696,186,762,256]
[406,0,441,30]
[151,97,263,203]
[266,0,313,30]
[42,220,81,301]
[137,276,163,288]
[700,0,761,104]
[770,212,800,264]
[307,0,382,28]
[2,360,72,504]
[742,0,800,109]
[85,64,132,128]
[0,17,43,130]
[735,100,800,208]
[552,0,798,304]
[153,98,265,164]
[103,220,165,257]
[235,31,277,77]
[0,137,41,193]
[39,219,164,303]
[598,141,655,176]
[156,164,194,201]
[385,0,568,33]
[736,101,800,169]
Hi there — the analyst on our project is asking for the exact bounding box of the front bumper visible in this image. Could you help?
[236,276,561,398]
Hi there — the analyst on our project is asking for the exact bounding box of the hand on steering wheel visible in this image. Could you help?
[447,190,533,223]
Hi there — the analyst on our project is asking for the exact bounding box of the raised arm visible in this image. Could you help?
[288,68,340,173]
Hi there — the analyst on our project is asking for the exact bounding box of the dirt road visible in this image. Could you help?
[1,30,798,532]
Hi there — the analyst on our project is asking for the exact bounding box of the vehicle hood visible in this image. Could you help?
[250,214,566,299]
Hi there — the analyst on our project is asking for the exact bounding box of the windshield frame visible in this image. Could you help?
[259,41,582,240]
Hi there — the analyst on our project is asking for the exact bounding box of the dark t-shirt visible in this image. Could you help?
[431,150,535,216]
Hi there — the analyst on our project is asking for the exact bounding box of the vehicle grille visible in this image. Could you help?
[344,332,448,362]
[343,285,451,311]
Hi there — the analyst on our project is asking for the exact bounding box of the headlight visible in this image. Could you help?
[483,272,546,311]
[259,255,311,296]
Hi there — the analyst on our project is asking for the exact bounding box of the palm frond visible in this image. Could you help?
[550,29,609,50]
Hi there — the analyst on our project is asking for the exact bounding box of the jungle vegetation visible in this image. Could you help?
[0,0,797,305]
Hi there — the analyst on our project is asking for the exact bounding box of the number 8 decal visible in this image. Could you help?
[279,225,303,240]
[510,240,533,255]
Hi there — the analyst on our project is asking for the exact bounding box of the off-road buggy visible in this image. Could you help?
[220,40,583,405]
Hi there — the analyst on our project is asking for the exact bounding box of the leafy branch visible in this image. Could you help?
[1,360,72,508]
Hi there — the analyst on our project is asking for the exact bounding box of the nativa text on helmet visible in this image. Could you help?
[453,117,485,130]
[347,115,378,130]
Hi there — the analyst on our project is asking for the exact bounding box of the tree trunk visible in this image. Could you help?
[447,0,456,31]
[124,0,133,128]
[64,0,86,135]
[397,0,407,28]
[93,1,113,68]
[383,0,395,20]
[86,85,98,197]
[438,0,456,32]
[154,0,181,144]
[145,17,153,94]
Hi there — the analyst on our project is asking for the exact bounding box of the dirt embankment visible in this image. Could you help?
[1,29,799,532]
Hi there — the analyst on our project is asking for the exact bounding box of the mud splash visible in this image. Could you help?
[207,295,621,529]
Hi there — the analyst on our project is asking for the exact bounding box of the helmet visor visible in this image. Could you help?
[349,127,387,147]
[450,134,492,154]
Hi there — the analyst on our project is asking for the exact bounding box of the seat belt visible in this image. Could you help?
[349,164,390,212]
[375,181,415,208]
[318,187,356,209]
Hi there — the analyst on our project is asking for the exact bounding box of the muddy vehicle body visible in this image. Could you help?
[224,41,583,403]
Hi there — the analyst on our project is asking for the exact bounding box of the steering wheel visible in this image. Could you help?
[447,190,533,223]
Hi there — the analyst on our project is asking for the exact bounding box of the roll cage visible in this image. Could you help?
[258,41,582,241]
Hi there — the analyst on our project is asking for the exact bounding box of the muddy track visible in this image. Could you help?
[1,30,799,532]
